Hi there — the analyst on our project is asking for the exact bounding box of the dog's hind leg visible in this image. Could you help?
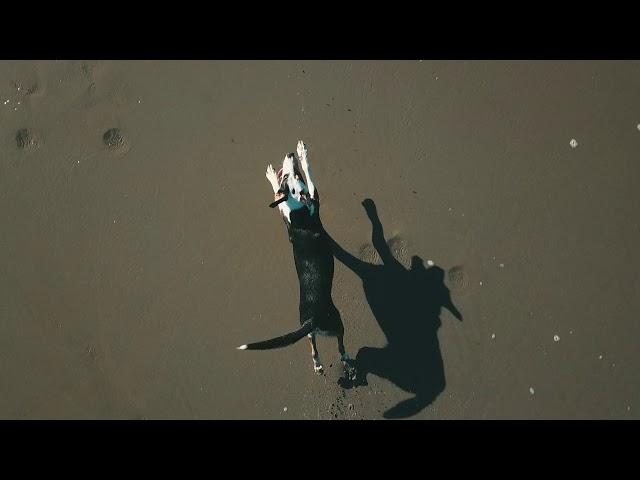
[337,335,357,381]
[308,333,323,374]
[337,335,350,362]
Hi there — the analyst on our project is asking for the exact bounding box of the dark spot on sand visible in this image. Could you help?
[15,129,39,151]
[27,83,41,96]
[103,128,127,151]
[14,79,43,97]
[413,190,417,194]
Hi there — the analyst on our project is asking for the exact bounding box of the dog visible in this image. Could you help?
[237,141,355,379]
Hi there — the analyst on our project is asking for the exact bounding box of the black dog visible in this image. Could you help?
[238,141,355,379]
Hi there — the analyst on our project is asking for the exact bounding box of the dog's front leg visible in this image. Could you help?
[308,333,323,374]
[297,141,316,200]
[265,164,280,193]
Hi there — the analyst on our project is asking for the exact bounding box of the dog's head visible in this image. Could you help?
[270,153,312,209]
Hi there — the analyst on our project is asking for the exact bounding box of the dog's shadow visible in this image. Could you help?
[327,199,463,419]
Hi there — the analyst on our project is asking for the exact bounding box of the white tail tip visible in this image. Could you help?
[237,345,248,350]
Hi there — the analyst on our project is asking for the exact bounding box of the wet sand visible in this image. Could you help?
[1,60,639,419]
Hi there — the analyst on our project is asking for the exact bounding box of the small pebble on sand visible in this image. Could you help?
[570,138,578,148]
[599,355,603,360]
[553,335,560,342]
[427,260,434,266]
[491,333,495,339]
[529,387,535,395]
[283,407,288,412]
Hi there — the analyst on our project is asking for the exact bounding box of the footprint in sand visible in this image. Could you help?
[15,128,40,152]
[13,77,45,99]
[447,265,470,293]
[358,243,382,265]
[103,128,130,154]
[358,235,409,267]
[387,235,410,268]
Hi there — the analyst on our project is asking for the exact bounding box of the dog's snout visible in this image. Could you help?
[277,175,290,196]
[279,173,289,188]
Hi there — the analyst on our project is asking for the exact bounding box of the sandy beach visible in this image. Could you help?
[1,60,639,419]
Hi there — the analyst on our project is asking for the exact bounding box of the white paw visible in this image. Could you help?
[265,164,277,183]
[297,140,308,164]
[314,363,324,375]
[343,363,356,381]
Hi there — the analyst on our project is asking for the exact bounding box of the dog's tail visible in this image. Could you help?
[237,319,314,351]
